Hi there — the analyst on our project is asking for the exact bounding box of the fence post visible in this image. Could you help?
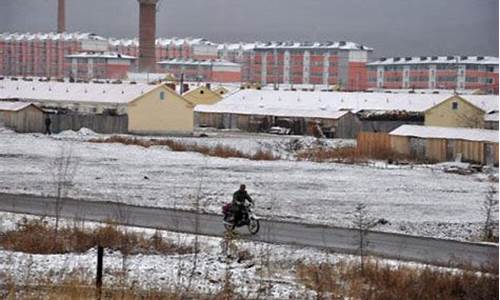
[96,245,104,299]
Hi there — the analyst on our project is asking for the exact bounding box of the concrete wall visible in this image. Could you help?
[425,96,485,128]
[128,85,194,135]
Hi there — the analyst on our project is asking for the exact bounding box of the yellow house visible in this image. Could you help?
[182,86,222,105]
[127,84,194,135]
[424,95,485,128]
[212,86,230,96]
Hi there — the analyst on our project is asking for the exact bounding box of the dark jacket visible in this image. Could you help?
[232,190,253,207]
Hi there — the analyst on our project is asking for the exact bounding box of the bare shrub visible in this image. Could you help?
[50,144,79,242]
[296,260,499,300]
[5,272,241,300]
[250,149,280,161]
[297,147,365,163]
[352,203,379,272]
[482,185,499,242]
[0,218,193,255]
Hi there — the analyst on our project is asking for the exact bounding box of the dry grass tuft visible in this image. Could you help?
[89,136,279,161]
[296,147,365,163]
[4,274,249,300]
[296,260,499,300]
[0,218,193,255]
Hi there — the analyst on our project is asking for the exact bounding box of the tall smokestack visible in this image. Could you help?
[138,0,159,73]
[57,0,65,33]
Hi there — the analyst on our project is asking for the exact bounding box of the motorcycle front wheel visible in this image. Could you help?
[248,218,260,235]
[223,216,234,231]
[224,222,234,231]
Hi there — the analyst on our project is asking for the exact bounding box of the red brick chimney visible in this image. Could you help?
[138,0,159,73]
[57,0,65,33]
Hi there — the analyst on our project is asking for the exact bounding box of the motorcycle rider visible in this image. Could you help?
[232,184,254,226]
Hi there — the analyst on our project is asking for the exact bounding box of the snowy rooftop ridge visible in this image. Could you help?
[195,89,498,116]
[484,111,499,122]
[65,51,136,60]
[0,101,35,111]
[157,58,240,67]
[0,32,107,42]
[108,37,216,47]
[253,40,373,51]
[368,56,499,66]
[0,79,161,105]
[390,125,499,143]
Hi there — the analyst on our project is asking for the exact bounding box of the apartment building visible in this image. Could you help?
[157,59,241,83]
[250,41,373,91]
[367,56,499,94]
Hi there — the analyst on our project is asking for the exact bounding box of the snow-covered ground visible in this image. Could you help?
[0,128,497,241]
[0,212,462,299]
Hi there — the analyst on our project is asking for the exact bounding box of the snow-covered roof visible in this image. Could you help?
[108,36,214,48]
[0,101,35,112]
[368,56,499,66]
[157,59,240,67]
[197,100,349,119]
[253,41,373,51]
[65,51,136,60]
[195,90,498,117]
[484,111,499,122]
[0,79,161,105]
[366,88,479,95]
[0,32,107,42]
[218,42,257,52]
[390,125,498,143]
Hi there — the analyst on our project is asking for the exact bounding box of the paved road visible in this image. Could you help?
[0,192,497,269]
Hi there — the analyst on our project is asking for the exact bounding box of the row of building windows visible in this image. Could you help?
[369,76,495,84]
[369,64,497,73]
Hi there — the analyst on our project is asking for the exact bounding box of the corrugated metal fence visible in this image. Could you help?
[50,114,128,134]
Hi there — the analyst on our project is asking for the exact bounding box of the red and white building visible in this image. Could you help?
[367,56,499,94]
[0,32,110,78]
[65,52,136,80]
[157,59,241,83]
[249,41,373,91]
[109,37,217,63]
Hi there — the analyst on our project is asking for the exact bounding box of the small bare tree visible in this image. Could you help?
[185,161,207,295]
[352,203,378,272]
[482,185,498,242]
[50,143,78,240]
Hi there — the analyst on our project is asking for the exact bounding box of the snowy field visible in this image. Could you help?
[0,212,458,299]
[0,128,497,241]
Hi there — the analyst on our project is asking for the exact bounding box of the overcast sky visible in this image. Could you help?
[0,0,498,57]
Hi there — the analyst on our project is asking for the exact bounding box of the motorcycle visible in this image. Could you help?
[222,202,260,235]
